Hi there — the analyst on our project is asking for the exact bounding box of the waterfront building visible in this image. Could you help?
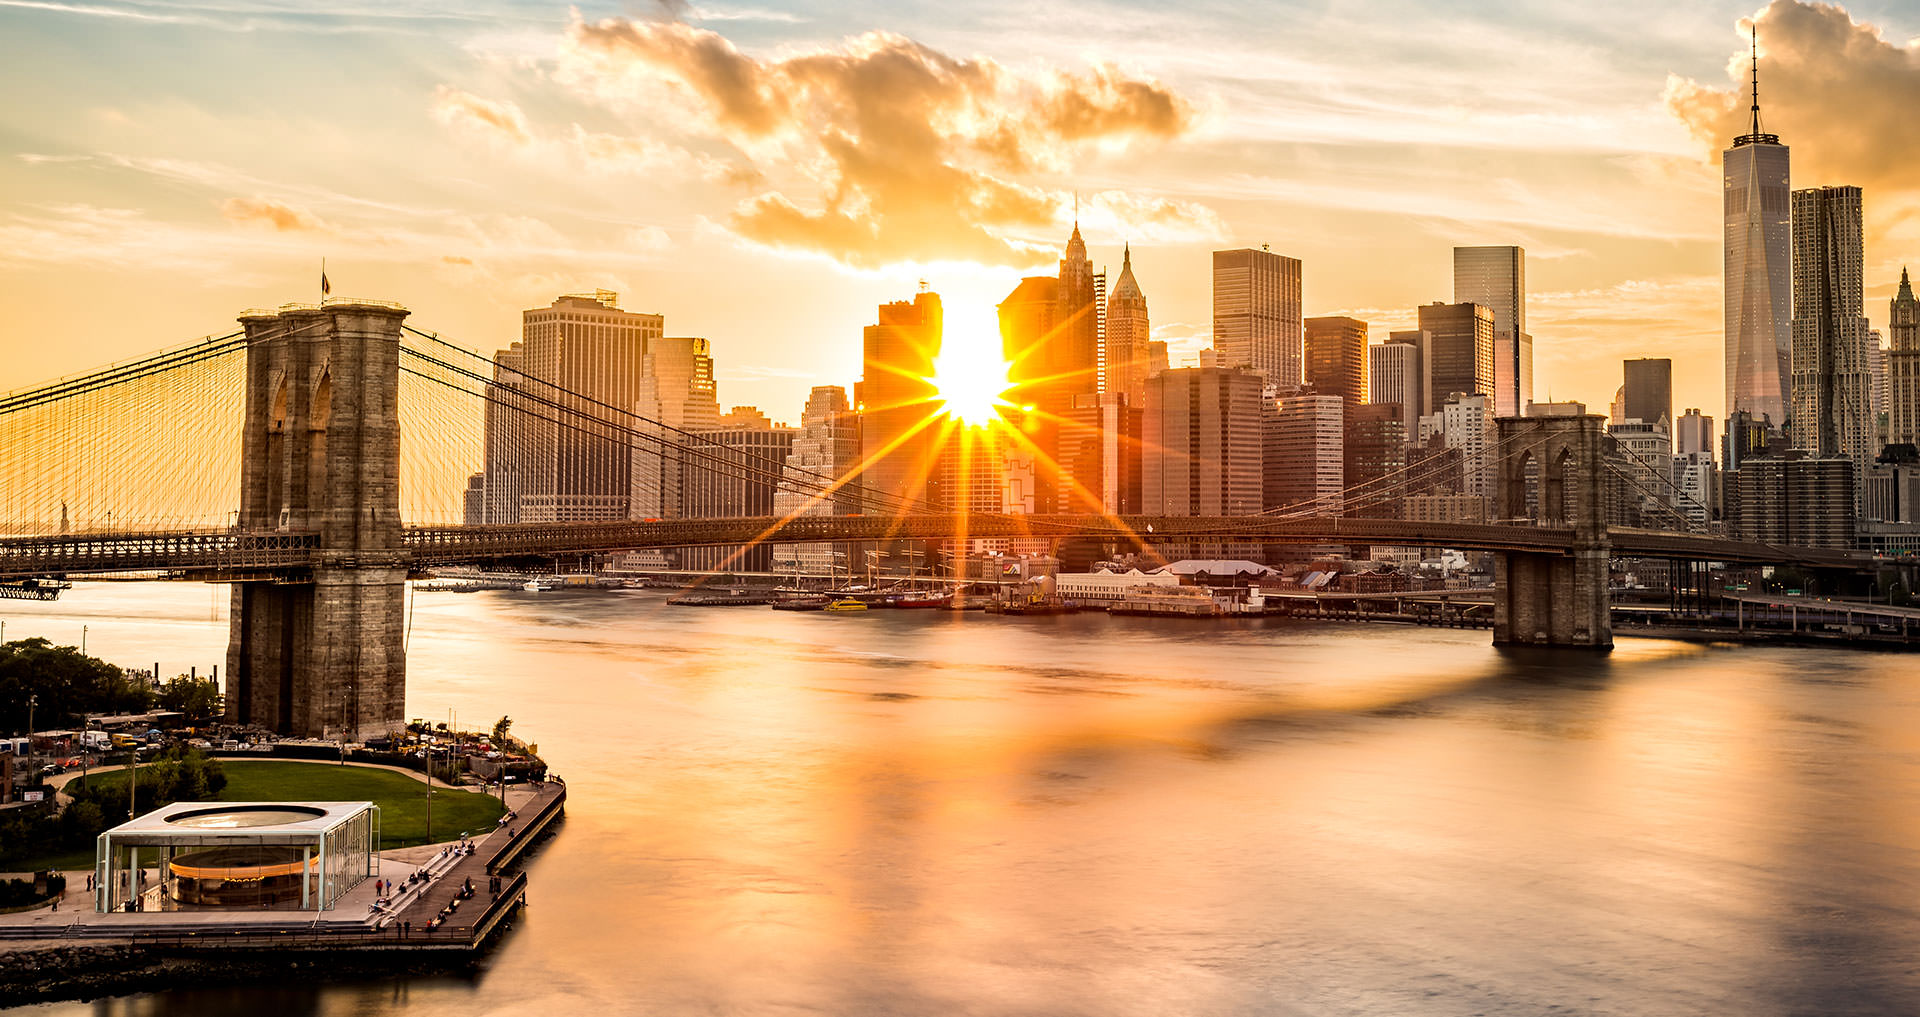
[516,291,661,522]
[1677,408,1715,459]
[1724,41,1792,428]
[1722,454,1856,549]
[1213,248,1303,386]
[1622,358,1674,441]
[859,290,942,513]
[1103,245,1152,406]
[1789,185,1875,504]
[96,801,376,913]
[1370,340,1421,435]
[1889,268,1920,447]
[1304,316,1368,405]
[1453,246,1531,416]
[630,336,720,520]
[1265,393,1344,514]
[772,386,861,578]
[1054,568,1181,603]
[1057,392,1142,515]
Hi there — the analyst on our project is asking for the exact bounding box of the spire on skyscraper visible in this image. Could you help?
[1735,25,1780,147]
[1900,266,1914,302]
[1111,243,1142,302]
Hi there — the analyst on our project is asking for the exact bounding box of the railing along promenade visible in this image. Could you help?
[0,516,1878,581]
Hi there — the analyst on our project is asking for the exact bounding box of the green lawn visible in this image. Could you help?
[214,760,506,848]
[14,760,507,872]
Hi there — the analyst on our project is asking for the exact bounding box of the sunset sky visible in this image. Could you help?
[1,0,1916,427]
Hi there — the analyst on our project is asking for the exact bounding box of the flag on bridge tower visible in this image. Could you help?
[320,258,330,300]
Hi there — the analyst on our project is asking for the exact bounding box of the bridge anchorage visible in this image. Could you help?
[227,302,408,740]
[1492,414,1612,649]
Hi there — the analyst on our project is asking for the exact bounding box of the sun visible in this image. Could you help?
[931,343,1013,428]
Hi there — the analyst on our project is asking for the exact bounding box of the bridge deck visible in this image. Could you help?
[0,517,1876,579]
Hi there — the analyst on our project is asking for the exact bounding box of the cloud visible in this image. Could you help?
[1665,1,1920,236]
[428,85,737,181]
[555,18,1200,268]
[430,85,533,146]
[220,196,329,233]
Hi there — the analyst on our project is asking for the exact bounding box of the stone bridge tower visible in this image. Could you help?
[1492,414,1612,648]
[226,302,409,739]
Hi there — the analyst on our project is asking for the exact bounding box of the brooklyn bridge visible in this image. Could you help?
[0,300,1883,740]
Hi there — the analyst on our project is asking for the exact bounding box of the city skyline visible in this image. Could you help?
[1,1,1917,425]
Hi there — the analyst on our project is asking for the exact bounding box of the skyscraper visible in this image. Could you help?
[679,419,796,573]
[1304,316,1368,405]
[1789,184,1875,499]
[1676,408,1715,459]
[1724,33,1792,427]
[1103,245,1152,406]
[1057,392,1142,515]
[1343,403,1408,517]
[1622,357,1674,453]
[1453,246,1530,416]
[1055,223,1100,399]
[630,336,719,520]
[1265,393,1344,514]
[1212,248,1303,386]
[1142,366,1265,517]
[482,342,528,523]
[517,291,661,522]
[1888,268,1920,448]
[1414,302,1495,410]
[1369,340,1420,435]
[859,290,942,512]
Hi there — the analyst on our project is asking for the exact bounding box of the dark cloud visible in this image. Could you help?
[561,19,1199,267]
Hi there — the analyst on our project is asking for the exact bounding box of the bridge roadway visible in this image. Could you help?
[0,515,1875,580]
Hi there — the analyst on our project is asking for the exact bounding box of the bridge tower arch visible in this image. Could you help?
[227,302,409,739]
[1492,414,1612,648]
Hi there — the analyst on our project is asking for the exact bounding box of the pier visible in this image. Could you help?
[0,782,566,1005]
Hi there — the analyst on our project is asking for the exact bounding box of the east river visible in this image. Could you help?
[9,583,1920,1015]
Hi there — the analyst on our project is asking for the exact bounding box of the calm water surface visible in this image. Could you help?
[8,583,1920,1016]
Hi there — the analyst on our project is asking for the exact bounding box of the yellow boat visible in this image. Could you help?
[823,598,869,612]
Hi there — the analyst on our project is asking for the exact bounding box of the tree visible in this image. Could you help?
[0,638,151,731]
[492,715,513,743]
[158,674,223,723]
